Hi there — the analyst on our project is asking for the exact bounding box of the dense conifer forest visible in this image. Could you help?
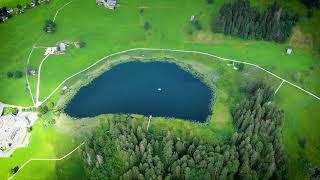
[213,0,298,42]
[81,82,286,179]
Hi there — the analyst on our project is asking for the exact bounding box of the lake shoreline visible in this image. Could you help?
[54,53,217,124]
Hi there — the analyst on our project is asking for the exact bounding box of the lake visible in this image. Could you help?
[65,61,213,122]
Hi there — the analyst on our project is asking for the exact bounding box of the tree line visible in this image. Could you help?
[0,0,51,24]
[300,0,320,8]
[81,81,287,179]
[213,0,298,43]
[0,7,11,23]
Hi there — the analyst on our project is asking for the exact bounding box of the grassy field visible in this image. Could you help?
[0,0,319,179]
[276,85,320,179]
[0,0,30,7]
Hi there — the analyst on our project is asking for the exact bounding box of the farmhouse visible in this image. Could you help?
[58,42,67,52]
[96,0,118,10]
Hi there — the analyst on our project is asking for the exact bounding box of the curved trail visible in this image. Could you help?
[40,48,320,105]
[24,47,36,105]
[8,142,84,180]
[35,55,50,104]
[53,1,73,22]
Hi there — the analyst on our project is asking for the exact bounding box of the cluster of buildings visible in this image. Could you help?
[96,0,118,10]
[0,104,38,158]
[0,0,51,23]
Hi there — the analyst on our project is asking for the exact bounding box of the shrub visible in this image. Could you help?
[7,72,13,78]
[144,21,151,31]
[14,71,23,78]
[3,107,18,115]
[44,20,56,33]
[10,166,19,174]
[235,62,245,71]
[38,105,49,115]
[27,126,33,132]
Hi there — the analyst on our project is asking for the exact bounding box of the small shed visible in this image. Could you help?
[190,15,195,22]
[27,69,36,76]
[62,86,68,91]
[286,48,293,55]
[97,0,117,10]
[106,0,117,9]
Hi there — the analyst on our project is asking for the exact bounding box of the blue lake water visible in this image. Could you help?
[65,61,213,122]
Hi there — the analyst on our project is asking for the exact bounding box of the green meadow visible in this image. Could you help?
[0,0,319,179]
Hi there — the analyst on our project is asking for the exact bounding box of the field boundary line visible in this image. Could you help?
[53,1,73,22]
[36,55,50,104]
[274,80,285,95]
[25,47,36,105]
[7,142,84,180]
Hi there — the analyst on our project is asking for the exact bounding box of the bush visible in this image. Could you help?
[207,0,213,4]
[7,72,13,78]
[192,19,202,31]
[10,166,19,174]
[235,62,245,71]
[44,20,56,33]
[140,8,144,15]
[143,21,151,31]
[14,71,23,78]
[27,126,33,132]
[3,107,18,115]
[38,105,49,115]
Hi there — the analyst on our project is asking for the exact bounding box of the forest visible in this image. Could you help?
[300,0,320,8]
[213,0,298,42]
[81,82,287,179]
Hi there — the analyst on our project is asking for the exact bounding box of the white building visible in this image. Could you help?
[286,48,293,55]
[58,42,67,52]
[0,112,38,158]
[96,0,117,10]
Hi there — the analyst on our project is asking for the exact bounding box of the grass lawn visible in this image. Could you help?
[0,0,30,7]
[0,0,319,179]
